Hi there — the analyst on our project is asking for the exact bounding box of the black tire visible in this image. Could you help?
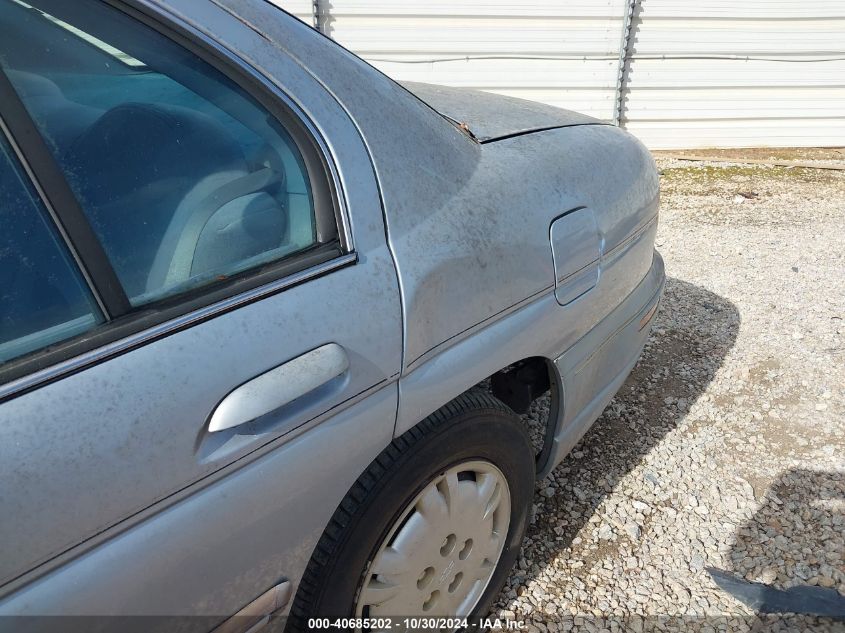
[285,390,535,631]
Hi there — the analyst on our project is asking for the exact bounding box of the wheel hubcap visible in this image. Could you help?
[356,460,511,619]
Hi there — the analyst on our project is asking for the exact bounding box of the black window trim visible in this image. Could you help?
[0,0,355,399]
[0,70,132,318]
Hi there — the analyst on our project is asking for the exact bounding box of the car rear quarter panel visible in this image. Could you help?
[395,123,658,367]
[393,123,659,434]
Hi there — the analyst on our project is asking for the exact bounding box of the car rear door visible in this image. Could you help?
[0,0,400,626]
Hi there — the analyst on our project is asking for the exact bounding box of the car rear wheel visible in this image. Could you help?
[357,458,511,619]
[286,391,535,630]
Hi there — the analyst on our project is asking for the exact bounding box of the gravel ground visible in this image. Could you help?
[655,147,845,165]
[493,153,845,632]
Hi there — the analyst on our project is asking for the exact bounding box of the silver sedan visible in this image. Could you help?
[0,0,663,631]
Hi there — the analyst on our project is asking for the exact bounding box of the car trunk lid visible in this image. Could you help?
[401,81,607,143]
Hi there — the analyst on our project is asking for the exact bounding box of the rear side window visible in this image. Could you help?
[0,0,326,306]
[0,135,103,363]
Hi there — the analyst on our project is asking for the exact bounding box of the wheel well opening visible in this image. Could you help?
[475,357,560,473]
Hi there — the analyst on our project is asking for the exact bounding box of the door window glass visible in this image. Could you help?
[0,134,104,363]
[0,0,321,306]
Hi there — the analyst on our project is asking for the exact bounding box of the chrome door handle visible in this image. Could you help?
[208,343,349,433]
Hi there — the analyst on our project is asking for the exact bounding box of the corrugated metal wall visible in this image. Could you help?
[622,0,845,148]
[269,0,315,25]
[319,0,627,121]
[274,0,845,149]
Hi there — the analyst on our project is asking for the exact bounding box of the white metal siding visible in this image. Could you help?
[622,0,845,148]
[267,0,315,26]
[273,0,845,148]
[321,0,627,121]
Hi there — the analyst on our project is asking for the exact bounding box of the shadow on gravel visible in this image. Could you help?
[497,277,742,618]
[532,276,739,551]
[708,468,845,625]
